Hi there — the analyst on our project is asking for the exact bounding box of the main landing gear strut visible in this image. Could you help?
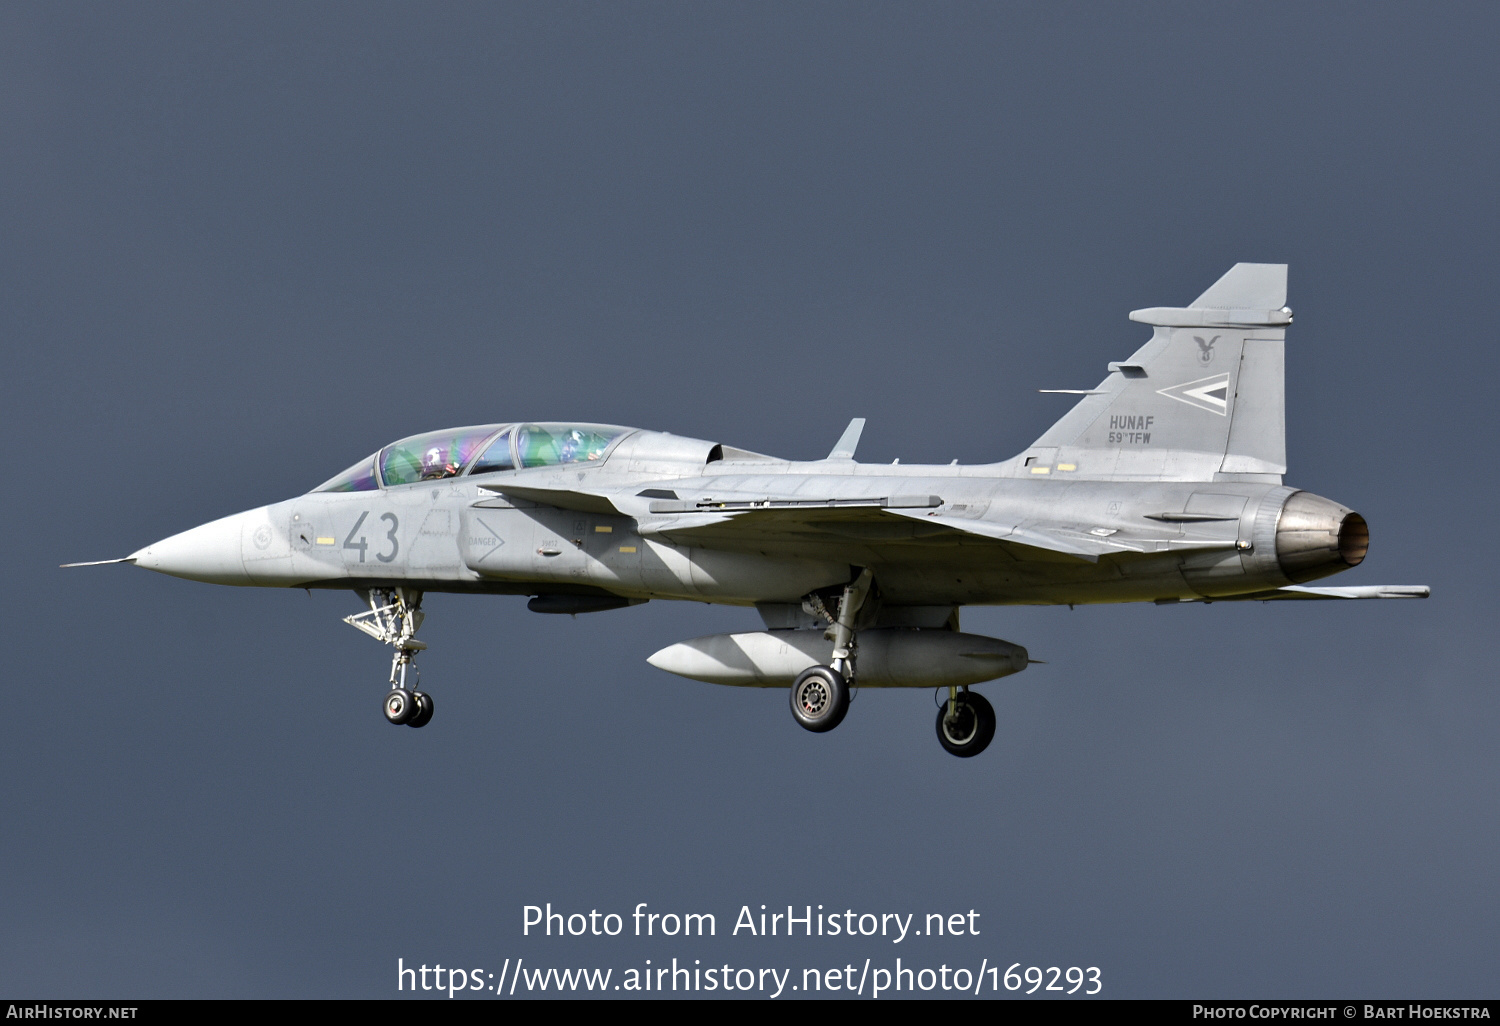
[788,568,998,757]
[345,587,434,728]
[789,568,872,734]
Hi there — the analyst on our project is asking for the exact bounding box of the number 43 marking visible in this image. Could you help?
[344,511,399,563]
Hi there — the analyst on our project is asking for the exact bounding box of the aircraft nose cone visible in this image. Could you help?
[130,509,257,584]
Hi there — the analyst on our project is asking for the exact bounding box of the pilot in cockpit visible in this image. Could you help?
[420,445,461,480]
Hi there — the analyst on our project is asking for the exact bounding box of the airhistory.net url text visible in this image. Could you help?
[397,957,1103,997]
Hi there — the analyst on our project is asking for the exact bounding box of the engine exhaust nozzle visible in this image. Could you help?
[1275,491,1368,583]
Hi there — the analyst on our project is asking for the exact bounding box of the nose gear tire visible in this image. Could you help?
[383,688,417,725]
[406,691,434,728]
[936,690,995,757]
[789,665,850,733]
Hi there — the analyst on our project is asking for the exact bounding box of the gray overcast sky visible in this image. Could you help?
[3,1,1495,999]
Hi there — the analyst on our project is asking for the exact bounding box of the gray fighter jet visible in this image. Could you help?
[69,264,1427,756]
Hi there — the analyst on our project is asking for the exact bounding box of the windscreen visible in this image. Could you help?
[313,454,380,493]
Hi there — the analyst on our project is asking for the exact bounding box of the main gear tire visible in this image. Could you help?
[789,665,850,733]
[383,688,417,725]
[936,690,996,757]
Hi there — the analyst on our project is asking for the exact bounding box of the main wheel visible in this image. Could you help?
[406,691,434,728]
[383,688,417,725]
[935,690,996,757]
[789,665,849,733]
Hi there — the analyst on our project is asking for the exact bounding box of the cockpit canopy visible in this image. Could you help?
[380,426,499,487]
[313,423,630,492]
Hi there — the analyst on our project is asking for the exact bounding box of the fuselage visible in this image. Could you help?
[128,423,1367,610]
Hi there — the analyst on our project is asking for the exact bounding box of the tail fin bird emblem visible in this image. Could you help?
[1194,335,1220,364]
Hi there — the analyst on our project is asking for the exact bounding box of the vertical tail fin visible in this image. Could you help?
[1022,263,1290,482]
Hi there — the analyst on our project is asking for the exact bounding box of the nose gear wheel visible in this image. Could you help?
[406,690,434,728]
[384,688,416,724]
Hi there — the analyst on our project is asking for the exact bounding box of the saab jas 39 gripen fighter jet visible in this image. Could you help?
[71,264,1428,756]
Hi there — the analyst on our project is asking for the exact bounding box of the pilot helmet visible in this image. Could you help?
[421,446,452,478]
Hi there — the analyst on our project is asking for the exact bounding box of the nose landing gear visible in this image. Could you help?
[346,588,435,728]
